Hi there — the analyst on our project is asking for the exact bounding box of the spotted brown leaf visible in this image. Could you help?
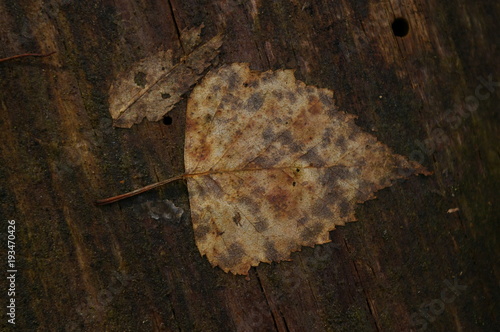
[184,63,429,274]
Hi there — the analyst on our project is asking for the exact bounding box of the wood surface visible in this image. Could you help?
[0,0,498,331]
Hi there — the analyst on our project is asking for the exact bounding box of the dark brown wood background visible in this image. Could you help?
[0,0,498,331]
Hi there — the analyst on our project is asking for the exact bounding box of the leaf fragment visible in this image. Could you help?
[108,28,223,128]
[184,63,430,275]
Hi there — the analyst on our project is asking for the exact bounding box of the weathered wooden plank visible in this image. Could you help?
[0,0,498,331]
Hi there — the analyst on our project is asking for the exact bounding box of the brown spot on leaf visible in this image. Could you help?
[308,97,323,116]
[240,196,260,216]
[273,90,284,100]
[321,127,334,147]
[211,84,221,93]
[319,91,333,107]
[299,148,324,167]
[297,216,309,225]
[194,225,210,242]
[254,219,269,232]
[219,242,246,270]
[320,167,351,186]
[309,101,322,115]
[224,68,241,90]
[262,126,274,141]
[335,135,347,152]
[204,175,225,198]
[245,92,264,112]
[267,188,290,214]
[228,242,245,262]
[277,130,303,153]
[232,212,242,226]
[300,222,324,243]
[338,200,351,216]
[134,72,147,88]
[265,241,280,261]
[311,200,335,219]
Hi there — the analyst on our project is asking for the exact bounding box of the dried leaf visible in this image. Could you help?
[184,63,430,275]
[108,27,223,128]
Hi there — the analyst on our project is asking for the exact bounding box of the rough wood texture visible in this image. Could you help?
[0,0,498,331]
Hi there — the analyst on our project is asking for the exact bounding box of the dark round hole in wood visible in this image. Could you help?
[163,115,173,125]
[392,18,409,37]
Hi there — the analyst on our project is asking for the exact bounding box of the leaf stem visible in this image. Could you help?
[95,174,185,205]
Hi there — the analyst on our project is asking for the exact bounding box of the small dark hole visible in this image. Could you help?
[292,182,296,187]
[296,168,300,172]
[243,83,249,87]
[163,116,173,125]
[161,93,171,99]
[392,18,409,37]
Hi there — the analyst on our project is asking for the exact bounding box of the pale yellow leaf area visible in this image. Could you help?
[184,63,429,275]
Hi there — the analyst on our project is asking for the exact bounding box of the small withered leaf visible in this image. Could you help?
[184,63,430,275]
[108,25,223,128]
